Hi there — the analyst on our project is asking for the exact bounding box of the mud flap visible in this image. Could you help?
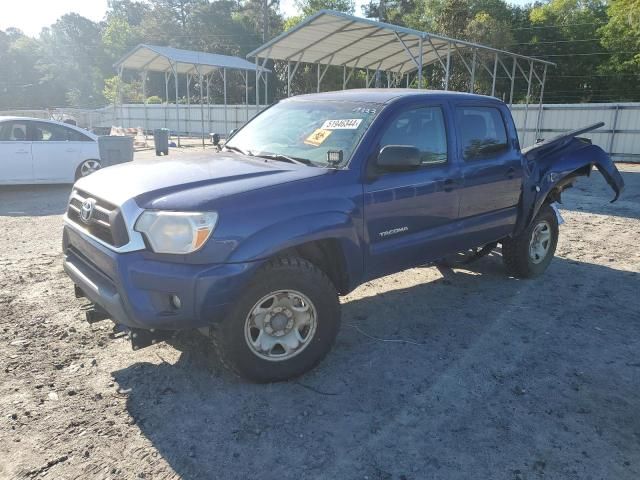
[551,203,565,225]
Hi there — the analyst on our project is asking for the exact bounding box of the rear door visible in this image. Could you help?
[30,121,83,182]
[454,104,523,244]
[0,120,33,184]
[363,103,462,279]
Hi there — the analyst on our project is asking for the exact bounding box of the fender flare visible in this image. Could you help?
[227,210,364,287]
[514,143,624,236]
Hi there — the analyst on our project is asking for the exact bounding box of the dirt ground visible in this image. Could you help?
[1,159,639,480]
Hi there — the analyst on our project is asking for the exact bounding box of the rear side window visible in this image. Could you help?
[456,107,508,160]
[0,121,28,141]
[379,106,448,166]
[67,128,93,142]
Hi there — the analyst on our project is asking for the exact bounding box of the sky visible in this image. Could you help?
[1,0,531,37]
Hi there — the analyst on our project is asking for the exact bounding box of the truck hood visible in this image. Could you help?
[74,152,327,208]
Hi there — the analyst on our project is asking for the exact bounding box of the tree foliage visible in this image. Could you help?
[0,0,638,109]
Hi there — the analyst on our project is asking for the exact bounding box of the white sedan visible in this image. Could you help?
[0,117,102,184]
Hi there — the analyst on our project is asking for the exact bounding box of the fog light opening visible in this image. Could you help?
[170,295,182,310]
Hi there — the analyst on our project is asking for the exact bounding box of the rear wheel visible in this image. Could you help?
[76,159,101,179]
[210,256,340,383]
[502,204,559,278]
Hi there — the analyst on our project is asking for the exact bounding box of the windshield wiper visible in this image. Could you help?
[223,145,250,156]
[255,153,312,166]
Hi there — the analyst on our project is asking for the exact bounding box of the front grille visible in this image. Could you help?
[67,189,129,247]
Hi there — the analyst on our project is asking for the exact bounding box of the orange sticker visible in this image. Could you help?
[304,128,332,146]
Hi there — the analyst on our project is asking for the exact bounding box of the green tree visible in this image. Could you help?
[294,0,355,17]
[598,0,640,101]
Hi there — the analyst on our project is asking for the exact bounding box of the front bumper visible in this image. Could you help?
[63,224,259,330]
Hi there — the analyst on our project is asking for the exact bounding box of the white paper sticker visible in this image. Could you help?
[321,118,362,130]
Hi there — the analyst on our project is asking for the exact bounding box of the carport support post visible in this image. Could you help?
[116,65,124,127]
[445,43,451,91]
[509,58,516,108]
[164,71,169,127]
[206,73,211,135]
[317,63,321,92]
[287,61,291,97]
[418,36,423,89]
[141,70,148,137]
[470,49,476,93]
[172,62,180,147]
[245,69,249,124]
[522,60,534,145]
[186,73,190,136]
[198,69,205,149]
[223,68,228,136]
[264,72,268,105]
[255,57,260,108]
[535,64,548,141]
[491,53,498,97]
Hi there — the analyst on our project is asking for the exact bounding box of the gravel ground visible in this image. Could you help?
[0,161,639,480]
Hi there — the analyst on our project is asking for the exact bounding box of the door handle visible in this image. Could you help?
[505,167,516,179]
[443,178,456,192]
[16,149,29,154]
[65,149,77,153]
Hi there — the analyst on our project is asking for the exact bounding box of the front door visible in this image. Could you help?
[0,120,33,184]
[363,105,462,279]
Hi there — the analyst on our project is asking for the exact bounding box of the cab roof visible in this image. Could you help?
[286,89,502,105]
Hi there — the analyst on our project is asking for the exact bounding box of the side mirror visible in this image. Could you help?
[377,145,421,171]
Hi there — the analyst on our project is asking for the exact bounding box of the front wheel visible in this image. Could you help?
[76,159,101,179]
[210,256,340,383]
[502,204,559,278]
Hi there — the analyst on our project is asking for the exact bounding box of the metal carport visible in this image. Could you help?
[114,44,270,146]
[248,10,555,140]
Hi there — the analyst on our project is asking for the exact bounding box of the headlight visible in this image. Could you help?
[134,211,218,254]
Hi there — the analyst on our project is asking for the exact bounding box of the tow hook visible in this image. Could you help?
[85,305,110,324]
[130,328,175,350]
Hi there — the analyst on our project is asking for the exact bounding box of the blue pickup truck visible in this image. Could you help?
[63,89,624,382]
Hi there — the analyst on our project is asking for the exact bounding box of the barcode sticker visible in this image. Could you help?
[321,119,362,130]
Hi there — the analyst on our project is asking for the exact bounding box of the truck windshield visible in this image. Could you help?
[224,100,381,168]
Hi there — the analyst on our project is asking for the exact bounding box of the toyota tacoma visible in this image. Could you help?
[62,89,624,382]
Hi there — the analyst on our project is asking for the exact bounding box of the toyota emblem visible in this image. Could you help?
[80,198,96,224]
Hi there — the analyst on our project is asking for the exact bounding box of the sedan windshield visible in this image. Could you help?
[224,100,381,168]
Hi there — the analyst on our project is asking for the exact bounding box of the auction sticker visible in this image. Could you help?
[321,118,362,130]
[304,129,332,146]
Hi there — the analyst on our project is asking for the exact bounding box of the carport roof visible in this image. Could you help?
[115,44,270,75]
[247,10,554,75]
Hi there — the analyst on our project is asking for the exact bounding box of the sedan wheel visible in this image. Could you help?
[78,159,101,178]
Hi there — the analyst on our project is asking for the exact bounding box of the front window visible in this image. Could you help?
[224,100,381,168]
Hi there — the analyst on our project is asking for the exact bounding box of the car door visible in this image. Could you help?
[29,121,83,183]
[363,104,463,279]
[0,120,33,184]
[454,104,523,245]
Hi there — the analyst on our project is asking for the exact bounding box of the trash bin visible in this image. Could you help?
[97,136,134,167]
[154,128,170,156]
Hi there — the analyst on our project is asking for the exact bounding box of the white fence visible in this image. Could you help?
[106,103,265,137]
[511,103,640,162]
[2,101,639,161]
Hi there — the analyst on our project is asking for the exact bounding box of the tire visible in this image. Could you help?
[75,159,102,180]
[502,204,559,278]
[210,256,341,383]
